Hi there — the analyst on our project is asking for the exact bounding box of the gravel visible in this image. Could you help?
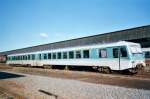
[3,71,150,99]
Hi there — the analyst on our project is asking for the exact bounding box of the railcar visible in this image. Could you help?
[7,41,145,73]
[142,48,150,66]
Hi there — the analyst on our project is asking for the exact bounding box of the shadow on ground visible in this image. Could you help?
[0,71,25,80]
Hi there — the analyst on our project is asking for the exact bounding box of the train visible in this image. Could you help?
[6,41,145,73]
[142,48,150,66]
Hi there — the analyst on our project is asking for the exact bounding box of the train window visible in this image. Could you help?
[18,56,20,60]
[32,54,35,60]
[120,47,127,57]
[38,54,41,60]
[99,49,107,58]
[69,51,74,59]
[63,52,67,59]
[21,56,23,60]
[48,53,51,59]
[22,56,25,60]
[57,52,61,59]
[113,48,119,58]
[24,56,27,60]
[145,52,150,58]
[83,50,89,58]
[27,55,30,60]
[13,56,15,60]
[44,53,47,59]
[76,51,81,59]
[52,53,56,59]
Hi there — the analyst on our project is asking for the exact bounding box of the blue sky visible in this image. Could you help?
[0,0,150,52]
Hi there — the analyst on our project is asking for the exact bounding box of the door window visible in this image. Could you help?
[113,48,119,58]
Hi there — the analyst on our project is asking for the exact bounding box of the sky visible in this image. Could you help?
[0,0,150,52]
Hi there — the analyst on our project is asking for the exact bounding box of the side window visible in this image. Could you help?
[25,55,28,60]
[52,53,56,59]
[48,53,51,59]
[76,51,81,59]
[63,52,67,59]
[32,54,35,60]
[39,54,41,60]
[145,52,150,58]
[69,51,74,59]
[44,53,47,59]
[120,47,127,57]
[113,48,119,58]
[83,50,89,58]
[99,49,107,58]
[57,52,61,59]
[28,55,30,60]
[23,55,25,60]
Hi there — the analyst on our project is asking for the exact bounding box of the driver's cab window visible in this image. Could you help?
[120,47,127,58]
[113,47,127,58]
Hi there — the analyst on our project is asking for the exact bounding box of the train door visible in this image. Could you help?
[119,46,128,70]
[112,47,120,70]
[113,46,128,70]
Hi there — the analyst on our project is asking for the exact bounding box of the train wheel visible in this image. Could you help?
[98,67,111,74]
[128,68,137,74]
[103,67,111,74]
[98,67,102,72]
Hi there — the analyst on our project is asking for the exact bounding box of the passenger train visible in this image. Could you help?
[7,41,145,73]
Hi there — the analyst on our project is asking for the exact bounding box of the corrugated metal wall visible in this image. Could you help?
[0,25,150,55]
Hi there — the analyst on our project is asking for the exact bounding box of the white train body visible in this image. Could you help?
[7,41,145,71]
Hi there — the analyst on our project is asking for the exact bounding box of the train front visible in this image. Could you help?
[129,44,145,70]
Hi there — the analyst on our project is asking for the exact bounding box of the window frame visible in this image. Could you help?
[83,50,90,58]
[99,49,107,58]
[75,50,81,59]
[52,53,56,59]
[69,51,74,59]
[63,52,68,59]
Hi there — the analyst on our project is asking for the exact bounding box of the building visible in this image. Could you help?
[0,25,150,56]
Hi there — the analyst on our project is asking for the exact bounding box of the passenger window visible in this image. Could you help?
[63,52,67,59]
[48,53,51,59]
[69,51,74,59]
[44,53,47,59]
[25,56,27,60]
[28,55,30,60]
[32,54,35,60]
[57,52,61,59]
[83,50,89,58]
[120,47,127,57]
[39,54,41,60]
[113,48,119,58]
[99,49,107,58]
[23,56,25,60]
[52,53,56,59]
[76,51,81,59]
[145,52,150,58]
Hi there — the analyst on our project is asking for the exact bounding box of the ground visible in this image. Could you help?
[0,64,150,99]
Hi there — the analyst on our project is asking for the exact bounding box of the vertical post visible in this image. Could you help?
[119,47,121,70]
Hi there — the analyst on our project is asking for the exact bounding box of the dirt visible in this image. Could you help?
[0,64,150,98]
